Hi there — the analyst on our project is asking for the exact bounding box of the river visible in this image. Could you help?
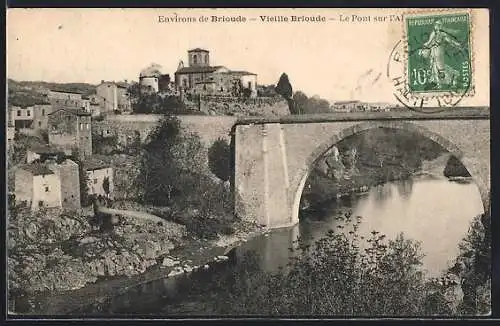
[80,175,484,316]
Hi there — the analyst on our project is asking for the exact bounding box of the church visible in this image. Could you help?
[174,48,258,98]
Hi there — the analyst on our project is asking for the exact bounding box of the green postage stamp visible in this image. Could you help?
[405,11,473,96]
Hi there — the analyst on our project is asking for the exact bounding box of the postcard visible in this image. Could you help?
[6,8,490,317]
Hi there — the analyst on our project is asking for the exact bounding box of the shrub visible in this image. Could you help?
[208,138,231,182]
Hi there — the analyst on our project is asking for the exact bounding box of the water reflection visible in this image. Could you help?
[396,178,414,200]
[96,177,483,315]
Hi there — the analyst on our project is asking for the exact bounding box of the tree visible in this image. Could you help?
[275,73,293,99]
[208,138,231,182]
[136,115,205,205]
[444,156,471,178]
[102,176,110,198]
[207,221,430,316]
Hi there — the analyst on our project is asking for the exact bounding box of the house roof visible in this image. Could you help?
[28,144,61,155]
[188,48,209,52]
[49,89,84,95]
[19,163,54,176]
[175,65,226,74]
[48,107,92,116]
[97,81,129,89]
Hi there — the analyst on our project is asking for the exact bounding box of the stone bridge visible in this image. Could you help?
[232,107,490,229]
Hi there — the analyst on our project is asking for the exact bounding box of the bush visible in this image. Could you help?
[208,138,231,182]
[444,156,471,178]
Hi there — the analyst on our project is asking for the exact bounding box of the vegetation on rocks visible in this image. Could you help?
[8,205,187,313]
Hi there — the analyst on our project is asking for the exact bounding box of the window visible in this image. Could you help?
[38,121,42,127]
[248,82,252,89]
[45,186,49,192]
[27,110,31,116]
[39,201,44,207]
[80,123,84,130]
[42,109,45,116]
[205,54,209,64]
[193,54,198,64]
[94,178,98,184]
[86,123,90,130]
[17,110,21,116]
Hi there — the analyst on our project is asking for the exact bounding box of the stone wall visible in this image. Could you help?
[93,115,238,180]
[183,95,290,117]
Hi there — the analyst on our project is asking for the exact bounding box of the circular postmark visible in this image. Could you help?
[387,37,472,113]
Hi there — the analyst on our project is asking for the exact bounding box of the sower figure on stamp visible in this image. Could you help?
[418,19,463,90]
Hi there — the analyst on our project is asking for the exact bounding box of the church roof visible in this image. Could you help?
[223,70,257,76]
[175,65,227,74]
[188,48,209,52]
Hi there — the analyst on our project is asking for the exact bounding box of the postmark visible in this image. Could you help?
[387,10,475,112]
[405,12,473,96]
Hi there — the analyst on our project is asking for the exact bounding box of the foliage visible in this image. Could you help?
[129,83,186,114]
[103,177,110,197]
[135,115,235,238]
[132,93,186,114]
[136,115,204,205]
[444,156,471,178]
[92,132,119,155]
[199,222,429,316]
[305,128,445,207]
[293,91,332,114]
[208,138,231,182]
[455,214,491,315]
[257,84,278,97]
[8,79,96,95]
[275,73,293,99]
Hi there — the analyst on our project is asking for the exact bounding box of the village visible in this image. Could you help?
[7,47,395,214]
[7,47,402,315]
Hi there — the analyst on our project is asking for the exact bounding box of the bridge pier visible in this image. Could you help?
[234,123,297,228]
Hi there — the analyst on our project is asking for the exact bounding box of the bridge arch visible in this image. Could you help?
[291,120,488,226]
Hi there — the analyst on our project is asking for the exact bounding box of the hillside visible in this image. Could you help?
[7,79,97,107]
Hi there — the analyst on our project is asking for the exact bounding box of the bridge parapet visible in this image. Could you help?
[235,107,489,126]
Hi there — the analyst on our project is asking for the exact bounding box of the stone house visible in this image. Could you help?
[47,89,88,109]
[96,81,132,114]
[139,63,171,93]
[84,156,114,199]
[32,104,53,130]
[175,48,258,98]
[14,159,81,211]
[10,105,34,129]
[48,107,92,159]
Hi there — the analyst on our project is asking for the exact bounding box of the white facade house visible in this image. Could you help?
[85,163,114,198]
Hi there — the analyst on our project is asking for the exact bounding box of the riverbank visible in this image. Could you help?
[302,153,463,211]
[27,217,265,315]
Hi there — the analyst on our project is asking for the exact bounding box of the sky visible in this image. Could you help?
[7,8,490,105]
